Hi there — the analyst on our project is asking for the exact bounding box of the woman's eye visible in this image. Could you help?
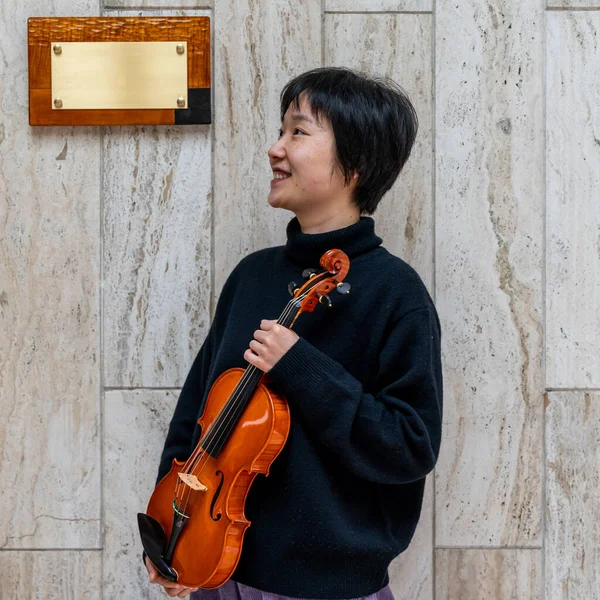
[278,128,304,137]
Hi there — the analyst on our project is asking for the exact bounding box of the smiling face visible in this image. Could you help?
[267,94,357,222]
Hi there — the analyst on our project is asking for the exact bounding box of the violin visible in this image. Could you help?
[138,249,351,589]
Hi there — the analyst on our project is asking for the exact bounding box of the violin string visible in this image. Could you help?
[178,295,298,479]
[174,293,302,510]
[173,290,308,513]
[174,295,301,513]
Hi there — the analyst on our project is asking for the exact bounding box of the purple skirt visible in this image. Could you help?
[190,580,395,600]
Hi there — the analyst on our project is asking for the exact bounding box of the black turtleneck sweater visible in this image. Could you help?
[156,216,443,598]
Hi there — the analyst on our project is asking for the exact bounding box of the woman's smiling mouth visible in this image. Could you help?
[271,169,291,184]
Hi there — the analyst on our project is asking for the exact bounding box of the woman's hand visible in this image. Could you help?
[244,319,299,372]
[145,555,199,598]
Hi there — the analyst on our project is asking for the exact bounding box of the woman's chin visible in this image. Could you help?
[267,193,288,209]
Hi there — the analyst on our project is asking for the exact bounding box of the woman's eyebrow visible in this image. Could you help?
[287,113,315,124]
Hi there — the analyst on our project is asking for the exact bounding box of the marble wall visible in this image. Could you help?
[0,0,598,598]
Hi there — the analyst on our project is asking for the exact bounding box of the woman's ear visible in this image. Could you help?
[343,172,359,190]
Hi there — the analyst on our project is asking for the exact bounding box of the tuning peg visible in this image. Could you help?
[288,281,299,297]
[335,282,351,295]
[302,268,317,279]
[318,293,332,308]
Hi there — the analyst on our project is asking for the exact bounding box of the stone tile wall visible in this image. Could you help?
[0,0,598,598]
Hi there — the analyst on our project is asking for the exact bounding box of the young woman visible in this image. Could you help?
[145,66,443,600]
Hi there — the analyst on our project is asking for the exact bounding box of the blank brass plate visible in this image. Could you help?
[51,41,188,109]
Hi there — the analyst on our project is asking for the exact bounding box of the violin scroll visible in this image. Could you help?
[290,249,351,317]
[319,249,350,279]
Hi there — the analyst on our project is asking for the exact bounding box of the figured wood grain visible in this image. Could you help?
[28,16,210,126]
[28,17,210,89]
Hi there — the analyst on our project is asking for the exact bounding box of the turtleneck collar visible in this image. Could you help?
[284,216,383,267]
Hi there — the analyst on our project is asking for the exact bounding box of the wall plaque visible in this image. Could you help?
[28,17,211,126]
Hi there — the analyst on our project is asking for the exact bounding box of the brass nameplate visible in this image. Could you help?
[51,41,188,110]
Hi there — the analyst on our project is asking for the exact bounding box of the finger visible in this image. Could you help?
[145,556,155,573]
[244,347,259,360]
[166,586,191,598]
[147,569,179,588]
[244,348,264,370]
[163,582,188,590]
[260,319,277,330]
[249,339,263,352]
[174,587,197,598]
[145,557,181,587]
[145,559,162,584]
[144,558,191,594]
[253,329,268,342]
[149,573,186,590]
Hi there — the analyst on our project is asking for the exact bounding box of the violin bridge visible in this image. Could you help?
[178,472,208,492]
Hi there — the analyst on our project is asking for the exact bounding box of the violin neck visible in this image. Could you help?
[201,300,299,457]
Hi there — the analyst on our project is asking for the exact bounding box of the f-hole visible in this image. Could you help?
[210,471,224,521]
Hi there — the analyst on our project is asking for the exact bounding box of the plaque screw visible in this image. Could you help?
[54,98,63,108]
[177,97,185,108]
[53,44,62,55]
[176,44,185,55]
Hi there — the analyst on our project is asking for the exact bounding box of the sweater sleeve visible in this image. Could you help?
[266,306,443,485]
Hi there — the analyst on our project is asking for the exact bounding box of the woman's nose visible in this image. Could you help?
[268,137,285,160]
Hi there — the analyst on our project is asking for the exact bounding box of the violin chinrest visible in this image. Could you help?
[137,512,178,582]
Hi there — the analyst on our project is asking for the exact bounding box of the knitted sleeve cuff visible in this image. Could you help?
[266,337,341,407]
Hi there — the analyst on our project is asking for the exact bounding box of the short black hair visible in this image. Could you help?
[279,66,418,215]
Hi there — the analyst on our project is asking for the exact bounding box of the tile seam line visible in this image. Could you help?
[104,386,183,390]
[321,0,325,67]
[209,4,215,323]
[432,0,437,598]
[546,6,600,11]
[99,1,106,597]
[325,10,433,14]
[0,548,104,552]
[435,546,544,550]
[546,387,600,392]
[102,4,213,9]
[542,6,548,600]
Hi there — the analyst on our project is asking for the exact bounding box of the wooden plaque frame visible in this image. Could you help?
[28,17,211,126]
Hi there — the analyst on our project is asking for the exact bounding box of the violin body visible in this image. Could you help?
[144,367,290,589]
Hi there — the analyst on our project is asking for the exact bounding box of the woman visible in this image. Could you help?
[145,66,443,599]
